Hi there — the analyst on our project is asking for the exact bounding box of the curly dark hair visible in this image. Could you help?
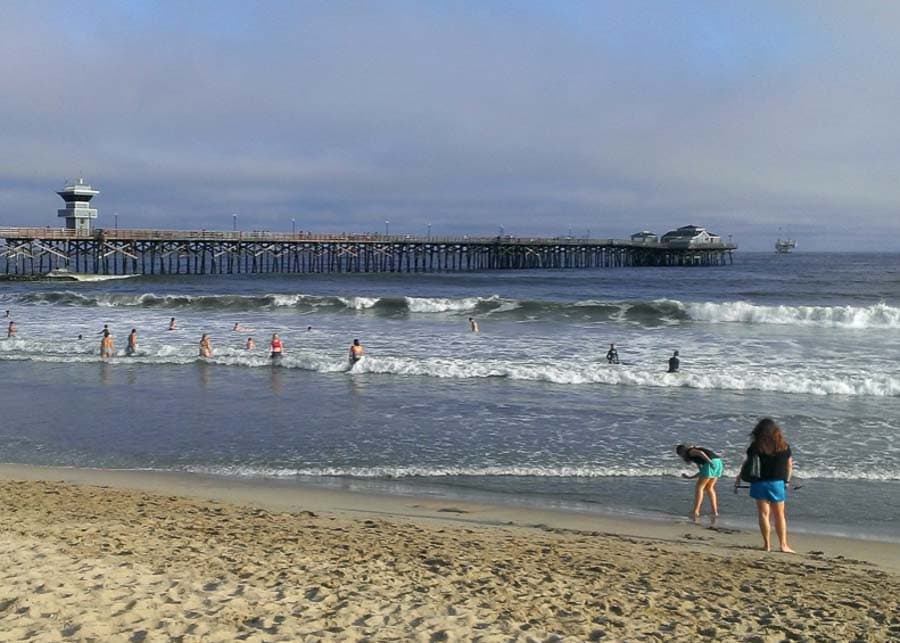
[750,418,788,455]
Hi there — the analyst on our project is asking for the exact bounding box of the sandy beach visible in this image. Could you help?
[0,465,897,642]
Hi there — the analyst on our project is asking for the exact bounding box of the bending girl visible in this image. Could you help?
[675,444,723,522]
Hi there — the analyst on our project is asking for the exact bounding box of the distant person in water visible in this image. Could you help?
[606,343,619,364]
[100,329,114,358]
[126,329,137,356]
[199,333,211,358]
[469,317,479,333]
[668,350,680,373]
[306,326,312,332]
[246,337,254,350]
[676,444,723,522]
[4,310,9,318]
[7,321,16,338]
[99,324,109,335]
[77,334,83,340]
[349,338,364,364]
[168,317,177,331]
[270,333,283,361]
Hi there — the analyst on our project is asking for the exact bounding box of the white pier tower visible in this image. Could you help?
[57,178,99,233]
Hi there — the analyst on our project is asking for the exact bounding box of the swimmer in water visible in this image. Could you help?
[668,350,680,373]
[606,343,619,364]
[349,338,364,365]
[246,337,254,350]
[7,321,16,338]
[168,317,177,331]
[270,333,283,361]
[199,333,211,358]
[100,329,114,358]
[469,317,479,333]
[126,328,137,356]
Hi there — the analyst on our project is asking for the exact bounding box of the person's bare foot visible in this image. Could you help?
[780,545,796,553]
[690,513,700,523]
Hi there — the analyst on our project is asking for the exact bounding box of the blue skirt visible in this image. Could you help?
[749,480,786,502]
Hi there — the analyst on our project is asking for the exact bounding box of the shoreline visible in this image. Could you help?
[1,463,898,640]
[2,462,898,573]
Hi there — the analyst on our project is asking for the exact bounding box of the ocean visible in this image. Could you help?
[1,252,898,541]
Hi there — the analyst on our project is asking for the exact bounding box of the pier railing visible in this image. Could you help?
[0,226,734,249]
[1,225,736,275]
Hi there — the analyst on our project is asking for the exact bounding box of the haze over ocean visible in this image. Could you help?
[2,252,898,541]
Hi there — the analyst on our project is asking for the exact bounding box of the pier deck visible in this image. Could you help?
[0,227,736,276]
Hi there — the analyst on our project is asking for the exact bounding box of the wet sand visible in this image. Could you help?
[0,465,897,641]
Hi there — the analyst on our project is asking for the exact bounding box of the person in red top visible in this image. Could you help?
[270,333,283,361]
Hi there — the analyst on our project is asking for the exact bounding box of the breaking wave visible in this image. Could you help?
[14,291,900,327]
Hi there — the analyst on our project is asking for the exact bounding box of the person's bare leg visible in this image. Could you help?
[691,478,706,521]
[755,499,772,551]
[772,501,795,553]
[706,478,719,517]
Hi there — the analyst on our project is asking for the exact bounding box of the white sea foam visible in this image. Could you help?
[2,338,898,397]
[685,300,900,328]
[405,296,485,313]
[337,296,380,310]
[183,464,900,482]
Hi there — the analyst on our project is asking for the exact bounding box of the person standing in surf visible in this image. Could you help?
[100,329,114,358]
[469,317,479,333]
[7,321,16,338]
[270,333,283,362]
[199,333,212,358]
[245,336,254,350]
[668,350,680,372]
[606,343,619,364]
[735,418,795,553]
[675,444,723,522]
[126,328,137,356]
[168,317,177,331]
[349,338,364,365]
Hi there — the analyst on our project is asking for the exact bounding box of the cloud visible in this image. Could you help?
[1,1,899,249]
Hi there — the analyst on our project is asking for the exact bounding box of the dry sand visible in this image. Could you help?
[0,466,897,642]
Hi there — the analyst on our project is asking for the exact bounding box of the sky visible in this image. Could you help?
[1,1,898,251]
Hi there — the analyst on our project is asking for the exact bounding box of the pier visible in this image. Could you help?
[0,226,735,276]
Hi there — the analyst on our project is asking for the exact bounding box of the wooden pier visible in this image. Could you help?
[0,227,736,276]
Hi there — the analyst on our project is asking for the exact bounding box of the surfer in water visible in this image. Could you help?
[270,333,283,362]
[126,328,137,356]
[349,338,364,365]
[667,350,680,373]
[676,444,723,523]
[606,343,619,364]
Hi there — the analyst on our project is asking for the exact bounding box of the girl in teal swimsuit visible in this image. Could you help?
[676,444,724,522]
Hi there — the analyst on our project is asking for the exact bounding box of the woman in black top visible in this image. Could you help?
[735,418,795,553]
